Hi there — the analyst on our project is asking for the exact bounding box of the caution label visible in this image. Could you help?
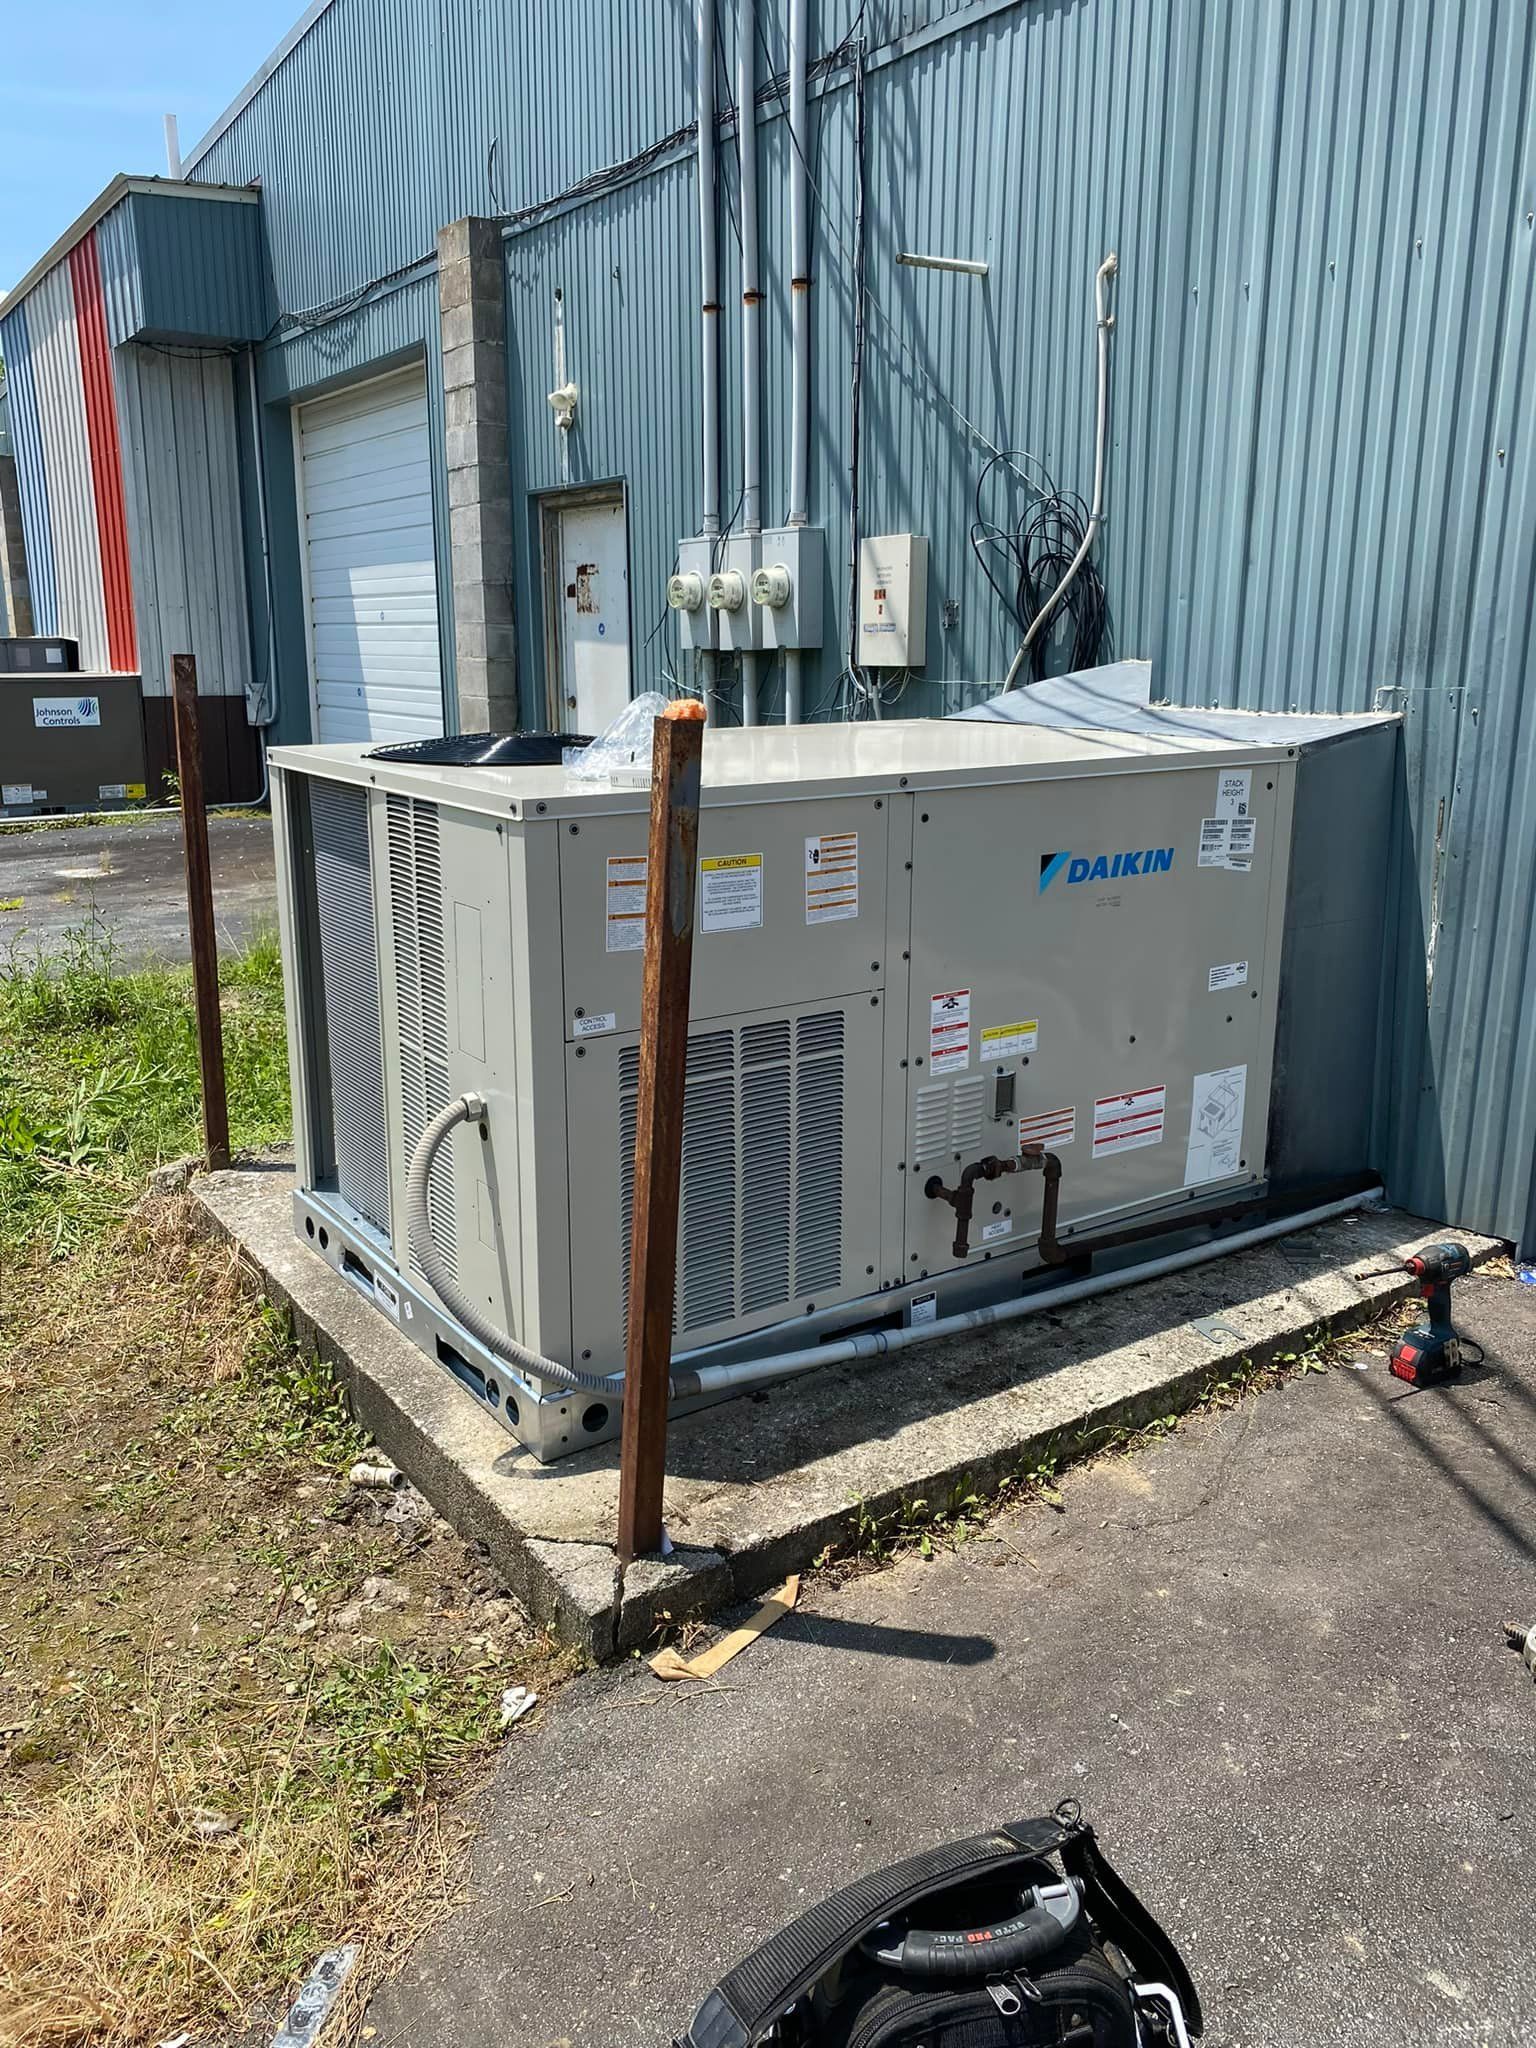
[1018,1105,1076,1151]
[929,988,971,1075]
[700,852,764,933]
[981,1019,1038,1060]
[805,831,858,924]
[605,854,648,952]
[1092,1085,1166,1158]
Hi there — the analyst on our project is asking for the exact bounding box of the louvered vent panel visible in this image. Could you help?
[914,1083,949,1163]
[618,1011,848,1336]
[387,796,457,1281]
[309,781,390,1234]
[793,1012,844,1297]
[949,1077,986,1154]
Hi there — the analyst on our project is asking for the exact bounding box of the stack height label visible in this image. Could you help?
[929,988,971,1074]
[804,831,859,924]
[605,854,647,952]
[1092,1085,1166,1158]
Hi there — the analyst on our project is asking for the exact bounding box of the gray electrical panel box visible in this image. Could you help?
[271,709,1387,1462]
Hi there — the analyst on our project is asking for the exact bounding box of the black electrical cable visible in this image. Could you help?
[969,452,1107,683]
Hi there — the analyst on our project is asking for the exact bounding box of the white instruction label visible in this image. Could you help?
[980,1019,1038,1060]
[1093,1085,1166,1158]
[1018,1105,1076,1151]
[2,784,32,806]
[804,831,858,924]
[1214,768,1252,819]
[929,988,971,1075]
[574,1011,617,1039]
[909,1290,938,1327]
[605,854,648,952]
[1198,816,1258,871]
[981,1214,1013,1244]
[1185,1064,1248,1186]
[1208,959,1249,993]
[700,853,764,933]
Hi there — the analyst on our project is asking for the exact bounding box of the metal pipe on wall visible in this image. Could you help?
[695,0,722,714]
[783,0,810,724]
[738,0,762,726]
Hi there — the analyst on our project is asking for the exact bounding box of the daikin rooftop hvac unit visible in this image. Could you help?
[270,708,1394,1461]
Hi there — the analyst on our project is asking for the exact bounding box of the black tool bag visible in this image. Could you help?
[677,1806,1200,2048]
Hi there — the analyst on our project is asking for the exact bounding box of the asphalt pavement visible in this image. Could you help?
[0,814,275,965]
[367,1271,1536,2047]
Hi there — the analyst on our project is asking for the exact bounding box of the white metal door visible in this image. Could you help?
[296,366,444,743]
[550,496,630,730]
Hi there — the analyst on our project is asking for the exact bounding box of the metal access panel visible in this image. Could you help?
[0,674,147,813]
[902,757,1293,1273]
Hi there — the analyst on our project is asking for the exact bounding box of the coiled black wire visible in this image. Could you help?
[970,451,1108,683]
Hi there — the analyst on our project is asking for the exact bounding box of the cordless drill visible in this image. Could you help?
[1389,1241,1474,1385]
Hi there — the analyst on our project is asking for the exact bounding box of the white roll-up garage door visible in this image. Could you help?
[296,366,444,743]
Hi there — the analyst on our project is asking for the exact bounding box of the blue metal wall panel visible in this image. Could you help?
[0,301,59,635]
[182,0,1536,1247]
[95,201,145,348]
[95,193,268,348]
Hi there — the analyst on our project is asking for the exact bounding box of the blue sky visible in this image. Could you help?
[0,1,301,293]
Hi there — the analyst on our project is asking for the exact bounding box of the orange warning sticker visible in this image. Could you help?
[805,831,859,924]
[1018,1105,1076,1151]
[605,853,647,952]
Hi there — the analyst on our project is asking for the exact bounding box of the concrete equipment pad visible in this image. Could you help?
[194,1158,1503,1658]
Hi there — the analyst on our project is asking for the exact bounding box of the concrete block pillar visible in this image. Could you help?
[437,216,518,732]
[0,452,34,638]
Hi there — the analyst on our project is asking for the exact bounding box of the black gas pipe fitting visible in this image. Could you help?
[924,1147,1065,1261]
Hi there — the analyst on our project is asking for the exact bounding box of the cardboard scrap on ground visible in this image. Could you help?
[649,1575,800,1682]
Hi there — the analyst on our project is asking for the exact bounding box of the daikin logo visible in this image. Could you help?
[1038,846,1176,892]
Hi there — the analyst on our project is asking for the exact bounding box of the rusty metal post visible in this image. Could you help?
[171,654,231,1173]
[617,701,706,1561]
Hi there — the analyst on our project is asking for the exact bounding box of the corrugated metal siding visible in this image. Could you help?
[68,234,138,672]
[0,303,58,635]
[183,0,1536,1246]
[94,200,145,348]
[113,345,253,700]
[23,264,110,671]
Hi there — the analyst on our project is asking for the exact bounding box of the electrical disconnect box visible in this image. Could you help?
[858,533,928,667]
[271,702,1393,1462]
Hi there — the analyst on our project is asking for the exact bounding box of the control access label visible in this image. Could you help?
[929,988,971,1075]
[1092,1085,1166,1158]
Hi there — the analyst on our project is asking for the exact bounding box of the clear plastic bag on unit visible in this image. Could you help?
[566,692,671,783]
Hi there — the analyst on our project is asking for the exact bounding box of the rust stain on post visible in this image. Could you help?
[616,702,705,1562]
[171,653,231,1174]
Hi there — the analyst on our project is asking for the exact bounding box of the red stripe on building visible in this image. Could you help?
[67,231,138,673]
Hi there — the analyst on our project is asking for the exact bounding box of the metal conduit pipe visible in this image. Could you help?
[407,1096,624,1398]
[782,0,811,724]
[1002,252,1117,691]
[695,0,723,718]
[667,1186,1380,1399]
[738,0,763,726]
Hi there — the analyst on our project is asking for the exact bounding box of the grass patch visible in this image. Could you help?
[0,910,289,1250]
[0,932,580,2044]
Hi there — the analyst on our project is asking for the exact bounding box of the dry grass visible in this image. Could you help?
[0,1200,579,2048]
